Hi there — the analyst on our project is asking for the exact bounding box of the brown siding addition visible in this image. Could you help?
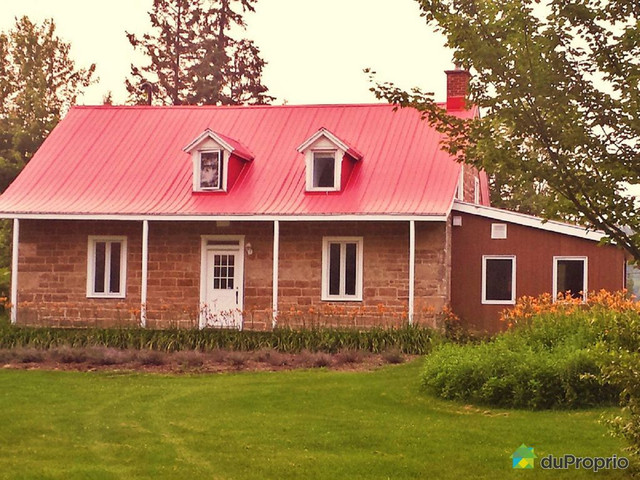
[451,212,626,332]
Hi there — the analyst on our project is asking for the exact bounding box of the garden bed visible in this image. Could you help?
[0,346,410,374]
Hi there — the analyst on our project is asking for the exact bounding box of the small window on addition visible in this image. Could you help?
[554,257,588,301]
[312,151,336,189]
[491,223,507,239]
[482,255,516,304]
[200,151,223,190]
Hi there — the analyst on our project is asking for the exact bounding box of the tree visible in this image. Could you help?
[0,17,95,274]
[369,0,640,262]
[126,0,272,106]
[0,16,96,191]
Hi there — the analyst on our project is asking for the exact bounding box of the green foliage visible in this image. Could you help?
[126,0,272,105]
[422,311,621,409]
[0,16,95,191]
[595,313,640,462]
[370,0,640,261]
[0,322,436,354]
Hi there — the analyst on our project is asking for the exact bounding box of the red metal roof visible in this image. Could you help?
[0,103,486,218]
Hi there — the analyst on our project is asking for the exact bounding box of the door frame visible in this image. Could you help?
[199,234,245,329]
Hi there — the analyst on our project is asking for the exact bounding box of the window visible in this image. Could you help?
[199,150,223,190]
[626,260,640,300]
[491,223,507,239]
[482,255,516,304]
[322,237,363,300]
[311,151,337,190]
[87,236,127,298]
[553,257,587,301]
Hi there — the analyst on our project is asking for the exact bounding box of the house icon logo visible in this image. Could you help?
[511,444,537,469]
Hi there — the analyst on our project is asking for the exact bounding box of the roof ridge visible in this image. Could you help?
[71,102,448,111]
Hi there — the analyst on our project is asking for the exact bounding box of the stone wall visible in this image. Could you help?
[15,219,450,329]
[18,220,142,327]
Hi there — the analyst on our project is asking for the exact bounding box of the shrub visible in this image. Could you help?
[381,349,405,364]
[298,350,332,368]
[334,349,363,365]
[422,293,631,409]
[0,349,14,363]
[14,347,45,363]
[423,337,615,410]
[311,353,332,368]
[136,350,166,366]
[173,350,205,368]
[52,347,88,364]
[594,310,640,463]
[226,351,249,367]
[207,349,227,363]
[85,347,133,366]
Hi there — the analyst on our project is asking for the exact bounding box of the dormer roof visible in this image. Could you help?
[183,128,254,161]
[296,127,363,161]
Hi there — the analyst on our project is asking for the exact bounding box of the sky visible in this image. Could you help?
[0,0,454,105]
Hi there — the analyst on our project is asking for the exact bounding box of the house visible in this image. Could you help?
[0,69,626,332]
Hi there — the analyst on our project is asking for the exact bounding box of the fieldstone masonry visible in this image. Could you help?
[16,219,450,330]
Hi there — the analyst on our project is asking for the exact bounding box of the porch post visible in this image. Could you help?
[10,218,19,325]
[409,220,416,326]
[140,220,149,328]
[272,220,280,328]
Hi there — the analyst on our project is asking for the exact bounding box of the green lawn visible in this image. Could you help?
[0,361,631,479]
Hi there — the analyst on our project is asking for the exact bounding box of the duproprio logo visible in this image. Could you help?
[511,444,537,469]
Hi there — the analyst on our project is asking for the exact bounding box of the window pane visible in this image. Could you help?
[313,154,335,188]
[200,151,221,189]
[109,242,121,293]
[485,259,513,301]
[627,262,640,300]
[557,260,585,299]
[345,243,357,296]
[94,242,106,293]
[329,243,341,295]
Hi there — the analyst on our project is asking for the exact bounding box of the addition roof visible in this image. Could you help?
[0,103,487,219]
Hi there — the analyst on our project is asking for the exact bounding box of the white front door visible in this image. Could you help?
[200,238,244,329]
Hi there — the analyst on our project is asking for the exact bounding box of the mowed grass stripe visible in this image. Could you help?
[0,362,629,479]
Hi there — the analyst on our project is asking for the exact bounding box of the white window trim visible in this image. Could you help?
[321,236,363,301]
[86,236,127,298]
[193,149,228,192]
[553,256,588,302]
[481,255,516,305]
[306,149,342,192]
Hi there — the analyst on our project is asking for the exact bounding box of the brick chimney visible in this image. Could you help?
[445,66,471,111]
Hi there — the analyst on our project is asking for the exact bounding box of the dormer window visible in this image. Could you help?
[312,151,337,190]
[184,129,254,193]
[200,150,223,190]
[297,127,362,193]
